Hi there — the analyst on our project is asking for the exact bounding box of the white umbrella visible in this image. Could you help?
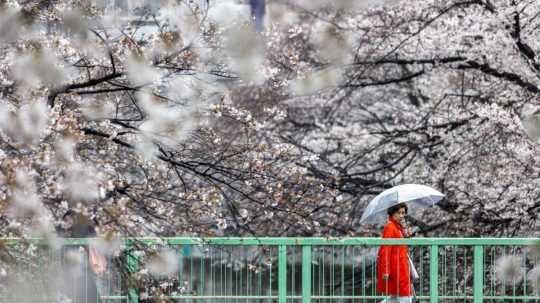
[359,184,444,224]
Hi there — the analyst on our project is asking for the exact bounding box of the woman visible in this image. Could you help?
[59,210,103,303]
[376,203,416,303]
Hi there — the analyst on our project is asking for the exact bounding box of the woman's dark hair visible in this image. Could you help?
[62,209,76,220]
[62,210,97,237]
[387,203,408,217]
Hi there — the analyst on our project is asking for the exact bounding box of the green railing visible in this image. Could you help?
[1,237,539,302]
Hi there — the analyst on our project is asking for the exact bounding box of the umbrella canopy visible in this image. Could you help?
[359,184,444,224]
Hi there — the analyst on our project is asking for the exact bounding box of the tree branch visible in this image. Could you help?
[48,72,124,107]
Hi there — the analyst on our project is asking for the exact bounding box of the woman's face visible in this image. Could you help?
[391,207,407,223]
[63,215,74,230]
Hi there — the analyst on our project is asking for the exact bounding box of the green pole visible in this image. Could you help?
[279,245,287,303]
[473,245,484,303]
[430,245,439,303]
[302,245,312,303]
[127,244,139,303]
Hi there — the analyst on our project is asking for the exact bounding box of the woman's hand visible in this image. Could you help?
[403,226,413,238]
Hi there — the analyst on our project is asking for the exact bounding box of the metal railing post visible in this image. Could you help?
[473,245,484,303]
[279,245,287,303]
[126,242,139,303]
[302,245,312,303]
[430,244,439,303]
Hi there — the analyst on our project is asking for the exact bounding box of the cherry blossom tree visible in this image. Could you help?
[1,0,540,299]
[0,0,336,241]
[262,0,540,237]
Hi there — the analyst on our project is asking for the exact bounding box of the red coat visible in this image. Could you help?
[376,218,412,296]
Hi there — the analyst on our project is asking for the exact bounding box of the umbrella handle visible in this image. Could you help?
[402,222,417,238]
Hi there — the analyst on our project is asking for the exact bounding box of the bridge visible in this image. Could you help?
[1,237,539,302]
